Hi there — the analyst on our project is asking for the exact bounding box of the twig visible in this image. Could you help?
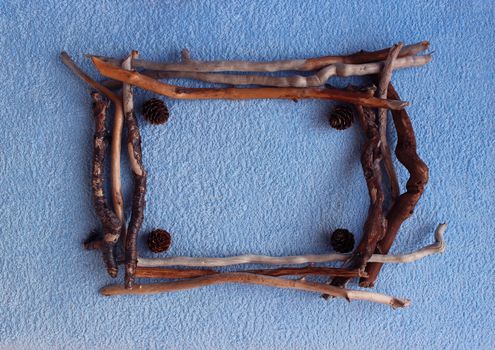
[88,92,121,277]
[137,54,431,88]
[135,266,366,279]
[361,83,429,287]
[376,43,403,200]
[136,225,445,267]
[61,52,125,245]
[100,272,410,308]
[90,57,409,110]
[122,51,147,289]
[91,41,429,73]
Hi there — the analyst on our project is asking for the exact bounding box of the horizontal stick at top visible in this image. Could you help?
[141,54,430,88]
[91,57,408,110]
[91,41,429,73]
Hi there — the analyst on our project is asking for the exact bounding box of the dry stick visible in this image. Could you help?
[324,105,386,294]
[92,41,429,73]
[88,93,121,277]
[60,52,123,276]
[361,84,429,287]
[122,51,147,289]
[60,52,125,246]
[376,43,403,201]
[90,57,408,110]
[135,266,366,279]
[100,272,410,308]
[140,54,431,88]
[136,224,445,267]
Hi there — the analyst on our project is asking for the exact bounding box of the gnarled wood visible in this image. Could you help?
[360,84,429,287]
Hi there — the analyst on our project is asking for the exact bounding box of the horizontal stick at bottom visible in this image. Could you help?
[137,224,446,268]
[100,272,410,308]
[134,266,366,279]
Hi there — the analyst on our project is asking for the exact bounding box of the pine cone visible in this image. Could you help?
[142,98,169,125]
[330,228,355,253]
[329,105,353,130]
[147,229,172,253]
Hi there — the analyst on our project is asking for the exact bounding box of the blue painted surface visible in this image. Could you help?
[0,0,494,348]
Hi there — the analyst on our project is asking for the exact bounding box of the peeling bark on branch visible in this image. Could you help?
[89,92,121,277]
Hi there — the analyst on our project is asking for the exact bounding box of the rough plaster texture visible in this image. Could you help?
[0,0,494,348]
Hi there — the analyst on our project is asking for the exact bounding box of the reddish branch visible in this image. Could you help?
[135,266,366,279]
[89,92,122,277]
[325,105,386,293]
[360,84,429,287]
[90,57,409,110]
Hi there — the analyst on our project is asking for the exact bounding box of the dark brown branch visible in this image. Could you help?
[360,84,429,287]
[61,52,126,246]
[89,92,122,277]
[323,105,386,295]
[134,266,366,279]
[123,52,147,289]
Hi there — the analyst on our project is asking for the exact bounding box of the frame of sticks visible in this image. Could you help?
[61,41,446,308]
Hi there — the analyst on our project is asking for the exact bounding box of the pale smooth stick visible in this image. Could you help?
[138,224,446,268]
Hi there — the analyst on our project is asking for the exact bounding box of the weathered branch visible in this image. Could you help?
[325,105,386,292]
[122,51,147,289]
[91,41,429,73]
[376,43,403,200]
[140,54,430,87]
[100,272,410,308]
[136,225,445,268]
[61,52,125,245]
[89,92,121,277]
[135,266,366,279]
[90,57,409,110]
[361,83,429,287]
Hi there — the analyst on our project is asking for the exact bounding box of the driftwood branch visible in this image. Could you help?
[100,272,410,308]
[88,92,121,277]
[135,266,366,279]
[92,41,429,73]
[376,43,403,201]
[122,51,147,289]
[61,52,125,245]
[361,83,429,287]
[90,57,408,110]
[134,54,431,88]
[137,225,445,267]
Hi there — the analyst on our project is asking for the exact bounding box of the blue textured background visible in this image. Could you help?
[1,0,494,348]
